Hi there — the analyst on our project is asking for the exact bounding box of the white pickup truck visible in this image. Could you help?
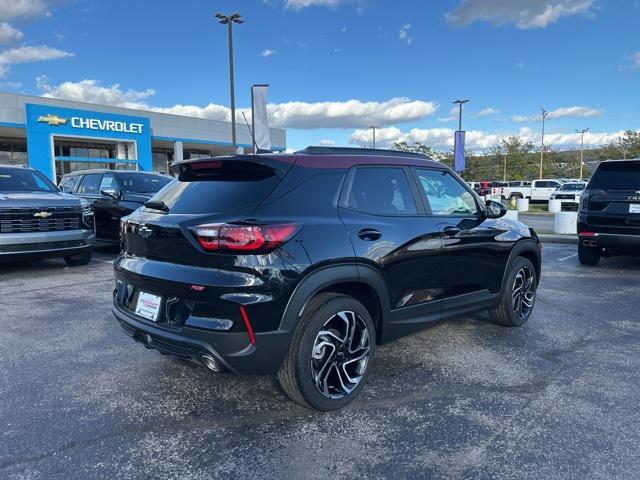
[502,179,563,202]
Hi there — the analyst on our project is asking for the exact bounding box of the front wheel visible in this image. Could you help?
[278,293,375,411]
[64,251,92,266]
[489,257,537,327]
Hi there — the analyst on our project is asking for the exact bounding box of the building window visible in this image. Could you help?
[152,149,173,174]
[0,137,28,165]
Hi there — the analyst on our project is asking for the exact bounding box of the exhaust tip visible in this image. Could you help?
[201,354,221,372]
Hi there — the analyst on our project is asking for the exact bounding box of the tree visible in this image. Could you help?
[488,136,536,180]
[391,141,437,158]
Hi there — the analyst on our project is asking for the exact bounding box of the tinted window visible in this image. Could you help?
[559,183,586,191]
[77,174,102,195]
[99,173,116,192]
[151,161,281,214]
[535,181,558,188]
[0,167,57,192]
[345,167,417,215]
[416,169,479,216]
[589,162,640,191]
[118,172,171,194]
[60,175,80,193]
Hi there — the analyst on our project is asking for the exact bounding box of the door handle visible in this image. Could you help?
[442,226,460,237]
[358,228,382,241]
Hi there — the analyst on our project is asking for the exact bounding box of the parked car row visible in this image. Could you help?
[0,164,171,264]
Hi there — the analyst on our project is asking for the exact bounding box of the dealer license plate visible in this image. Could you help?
[630,204,640,214]
[135,291,162,321]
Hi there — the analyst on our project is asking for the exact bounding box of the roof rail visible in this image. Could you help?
[295,146,431,160]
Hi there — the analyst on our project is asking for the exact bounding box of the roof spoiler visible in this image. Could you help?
[169,155,294,179]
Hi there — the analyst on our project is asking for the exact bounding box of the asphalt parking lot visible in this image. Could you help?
[2,244,640,480]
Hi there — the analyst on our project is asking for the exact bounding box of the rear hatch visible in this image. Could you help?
[122,156,293,268]
[584,161,640,234]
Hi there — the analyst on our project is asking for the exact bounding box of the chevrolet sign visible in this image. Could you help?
[70,117,144,134]
[37,114,68,126]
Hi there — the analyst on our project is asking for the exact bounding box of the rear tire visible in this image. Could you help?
[489,257,537,327]
[64,251,92,266]
[578,242,600,266]
[278,292,375,411]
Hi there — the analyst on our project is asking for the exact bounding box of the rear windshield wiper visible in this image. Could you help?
[144,200,170,212]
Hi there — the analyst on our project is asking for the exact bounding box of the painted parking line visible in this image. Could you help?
[558,253,578,262]
[92,257,114,264]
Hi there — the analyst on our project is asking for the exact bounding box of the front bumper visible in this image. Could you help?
[0,229,95,261]
[112,303,292,374]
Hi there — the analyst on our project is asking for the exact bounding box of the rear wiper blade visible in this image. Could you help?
[144,200,169,212]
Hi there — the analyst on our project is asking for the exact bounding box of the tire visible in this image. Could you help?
[489,257,537,327]
[278,292,375,411]
[64,251,92,266]
[578,242,600,266]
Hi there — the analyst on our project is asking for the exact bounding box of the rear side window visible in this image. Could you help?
[60,175,80,193]
[589,162,640,191]
[345,167,417,215]
[152,160,282,214]
[77,174,102,195]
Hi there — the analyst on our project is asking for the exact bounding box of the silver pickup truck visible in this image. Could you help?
[0,165,95,265]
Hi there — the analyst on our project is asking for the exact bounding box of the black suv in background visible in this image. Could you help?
[112,147,541,410]
[0,165,95,265]
[61,170,171,244]
[578,159,640,265]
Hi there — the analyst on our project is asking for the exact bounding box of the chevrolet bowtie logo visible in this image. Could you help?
[37,114,68,126]
[33,211,52,218]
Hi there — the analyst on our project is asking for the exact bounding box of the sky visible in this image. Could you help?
[0,0,638,152]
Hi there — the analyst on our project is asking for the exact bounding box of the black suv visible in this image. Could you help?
[0,165,95,265]
[61,169,171,245]
[112,147,541,410]
[578,159,640,265]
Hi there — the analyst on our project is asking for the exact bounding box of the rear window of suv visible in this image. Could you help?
[589,162,640,191]
[151,160,284,214]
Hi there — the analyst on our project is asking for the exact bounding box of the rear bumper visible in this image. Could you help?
[0,229,95,262]
[579,232,640,252]
[112,303,292,374]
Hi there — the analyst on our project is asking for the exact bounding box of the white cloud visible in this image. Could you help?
[0,80,21,88]
[261,48,277,57]
[447,0,595,29]
[0,0,50,21]
[349,125,624,151]
[476,107,500,118]
[438,106,459,123]
[0,45,73,77]
[511,105,604,123]
[632,51,640,69]
[0,22,23,44]
[280,0,358,9]
[36,78,439,129]
[318,139,335,146]
[37,77,155,109]
[399,24,412,44]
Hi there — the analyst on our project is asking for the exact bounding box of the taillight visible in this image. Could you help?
[580,192,590,212]
[191,223,300,253]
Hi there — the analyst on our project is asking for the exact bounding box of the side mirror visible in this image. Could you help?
[485,199,507,219]
[100,188,120,200]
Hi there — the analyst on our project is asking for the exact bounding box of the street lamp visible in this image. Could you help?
[539,108,549,179]
[370,125,378,148]
[453,99,469,131]
[215,12,244,152]
[576,128,589,180]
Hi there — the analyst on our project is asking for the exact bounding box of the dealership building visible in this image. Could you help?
[0,92,286,182]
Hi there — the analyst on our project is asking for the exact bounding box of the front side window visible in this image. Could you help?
[416,169,479,216]
[77,174,102,195]
[99,173,116,192]
[345,167,417,215]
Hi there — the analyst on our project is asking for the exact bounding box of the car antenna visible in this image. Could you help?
[241,112,260,153]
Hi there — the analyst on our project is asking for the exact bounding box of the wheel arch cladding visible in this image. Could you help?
[280,263,390,344]
[504,240,541,291]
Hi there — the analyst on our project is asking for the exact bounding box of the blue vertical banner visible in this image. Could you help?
[454,130,466,172]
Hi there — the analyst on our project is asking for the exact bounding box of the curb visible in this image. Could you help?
[538,234,578,245]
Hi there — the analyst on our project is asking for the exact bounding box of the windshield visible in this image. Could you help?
[118,173,171,194]
[0,167,57,193]
[589,162,640,191]
[559,183,586,191]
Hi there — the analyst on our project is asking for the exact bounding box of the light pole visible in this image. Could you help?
[370,125,378,149]
[503,152,507,182]
[539,108,549,179]
[453,99,469,131]
[576,128,589,180]
[215,12,244,152]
